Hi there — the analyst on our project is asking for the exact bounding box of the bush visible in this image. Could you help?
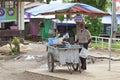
[9,37,20,55]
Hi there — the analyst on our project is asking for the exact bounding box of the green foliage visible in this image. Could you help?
[85,16,103,36]
[57,14,64,21]
[38,0,51,3]
[9,37,20,55]
[0,55,17,60]
[38,0,43,2]
[91,40,108,48]
[118,25,120,32]
[63,0,74,3]
[46,0,51,4]
[76,0,108,11]
[91,40,120,49]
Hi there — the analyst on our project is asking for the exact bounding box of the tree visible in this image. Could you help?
[63,0,74,3]
[38,0,52,4]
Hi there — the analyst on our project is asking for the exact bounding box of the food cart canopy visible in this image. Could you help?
[26,3,109,16]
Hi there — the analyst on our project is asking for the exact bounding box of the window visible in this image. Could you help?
[0,1,16,8]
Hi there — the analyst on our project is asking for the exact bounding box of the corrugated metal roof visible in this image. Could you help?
[24,2,45,9]
[102,15,120,24]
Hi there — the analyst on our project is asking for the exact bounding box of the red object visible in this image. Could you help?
[114,0,120,2]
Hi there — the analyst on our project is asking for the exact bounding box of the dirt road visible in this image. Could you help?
[0,42,47,80]
[0,42,120,80]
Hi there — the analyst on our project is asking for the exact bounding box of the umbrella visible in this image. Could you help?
[26,3,109,16]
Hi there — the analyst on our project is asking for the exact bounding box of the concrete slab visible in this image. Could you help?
[26,61,120,80]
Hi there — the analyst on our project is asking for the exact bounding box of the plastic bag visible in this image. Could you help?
[79,47,88,58]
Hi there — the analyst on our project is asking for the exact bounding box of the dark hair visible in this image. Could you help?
[84,24,88,29]
[40,22,44,27]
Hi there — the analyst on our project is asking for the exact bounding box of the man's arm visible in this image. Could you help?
[88,38,91,44]
[86,29,91,44]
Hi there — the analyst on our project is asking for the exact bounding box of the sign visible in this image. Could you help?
[6,8,17,20]
[0,8,5,16]
[0,8,6,20]
[0,8,16,20]
[8,8,15,16]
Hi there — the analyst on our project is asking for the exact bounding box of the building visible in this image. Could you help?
[0,0,34,41]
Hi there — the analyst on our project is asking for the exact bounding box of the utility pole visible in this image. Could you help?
[109,0,117,71]
[112,0,117,38]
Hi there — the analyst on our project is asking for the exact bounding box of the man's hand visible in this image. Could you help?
[74,39,79,44]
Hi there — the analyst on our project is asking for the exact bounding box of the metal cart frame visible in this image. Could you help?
[47,45,81,74]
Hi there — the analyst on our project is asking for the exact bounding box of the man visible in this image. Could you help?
[75,15,91,70]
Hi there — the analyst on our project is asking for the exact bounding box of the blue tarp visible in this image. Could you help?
[26,3,108,16]
[57,23,76,27]
[75,3,103,12]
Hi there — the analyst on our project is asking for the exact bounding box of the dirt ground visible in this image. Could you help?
[0,42,120,80]
[0,42,47,80]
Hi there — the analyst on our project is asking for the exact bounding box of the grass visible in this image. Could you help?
[91,41,108,48]
[91,40,120,49]
[0,57,4,60]
[0,55,17,60]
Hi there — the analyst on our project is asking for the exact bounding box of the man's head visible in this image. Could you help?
[74,15,83,22]
[78,21,85,29]
[74,14,85,29]
[76,19,85,29]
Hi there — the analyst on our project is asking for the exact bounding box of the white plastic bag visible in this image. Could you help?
[79,47,88,58]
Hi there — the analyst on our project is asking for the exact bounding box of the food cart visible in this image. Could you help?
[47,44,82,74]
[26,3,109,73]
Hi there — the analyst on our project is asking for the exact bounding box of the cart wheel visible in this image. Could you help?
[47,52,54,72]
[72,64,79,71]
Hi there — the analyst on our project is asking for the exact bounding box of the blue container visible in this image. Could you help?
[48,38,55,45]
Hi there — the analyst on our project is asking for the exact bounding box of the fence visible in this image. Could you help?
[92,36,120,50]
